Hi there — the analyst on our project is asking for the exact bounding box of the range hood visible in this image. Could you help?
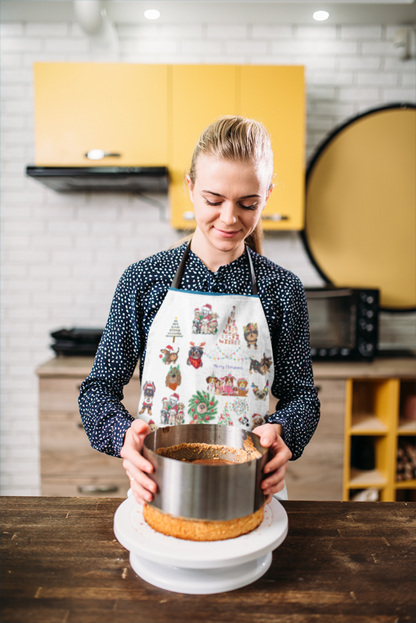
[26,166,169,193]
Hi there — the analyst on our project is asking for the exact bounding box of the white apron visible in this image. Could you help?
[136,243,288,500]
[137,243,275,432]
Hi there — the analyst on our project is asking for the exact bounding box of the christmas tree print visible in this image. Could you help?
[188,390,218,424]
[219,306,240,346]
[218,402,233,426]
[166,317,183,343]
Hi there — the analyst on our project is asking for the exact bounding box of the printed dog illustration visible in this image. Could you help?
[160,345,180,364]
[176,403,185,425]
[165,365,182,390]
[222,374,236,396]
[243,323,258,350]
[251,414,267,429]
[251,380,269,401]
[139,381,156,416]
[206,375,219,393]
[187,342,206,369]
[236,378,249,397]
[249,353,272,376]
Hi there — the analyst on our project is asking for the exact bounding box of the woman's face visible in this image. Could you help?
[186,155,272,260]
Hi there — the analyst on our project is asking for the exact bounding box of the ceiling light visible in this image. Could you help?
[144,9,160,20]
[313,10,329,22]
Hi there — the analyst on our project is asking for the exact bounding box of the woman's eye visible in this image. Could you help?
[239,203,257,211]
[204,198,222,206]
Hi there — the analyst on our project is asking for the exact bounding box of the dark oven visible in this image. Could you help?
[304,287,379,361]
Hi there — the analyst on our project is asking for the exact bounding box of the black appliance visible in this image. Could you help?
[26,166,169,193]
[304,287,379,361]
[50,328,104,356]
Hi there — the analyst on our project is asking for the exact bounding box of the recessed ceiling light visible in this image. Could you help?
[144,9,160,20]
[313,10,329,22]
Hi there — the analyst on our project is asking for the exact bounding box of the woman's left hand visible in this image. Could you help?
[252,422,292,503]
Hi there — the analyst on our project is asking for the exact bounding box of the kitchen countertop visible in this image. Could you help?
[1,497,415,623]
[36,355,415,379]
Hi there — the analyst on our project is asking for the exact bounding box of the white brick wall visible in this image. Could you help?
[1,19,415,495]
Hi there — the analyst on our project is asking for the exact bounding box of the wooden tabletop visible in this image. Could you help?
[1,497,415,623]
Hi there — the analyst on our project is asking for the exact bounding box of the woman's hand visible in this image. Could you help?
[120,419,157,506]
[252,422,292,503]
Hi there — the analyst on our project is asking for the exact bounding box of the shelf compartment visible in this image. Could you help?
[399,380,416,420]
[395,488,416,502]
[348,468,387,488]
[396,435,415,483]
[350,414,389,435]
[395,479,416,489]
[398,419,416,434]
[344,430,393,500]
[350,379,399,429]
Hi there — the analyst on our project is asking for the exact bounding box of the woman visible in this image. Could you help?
[79,115,320,506]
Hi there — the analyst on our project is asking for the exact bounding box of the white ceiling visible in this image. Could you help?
[1,0,415,25]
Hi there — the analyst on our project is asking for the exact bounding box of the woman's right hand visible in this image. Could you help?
[120,419,157,506]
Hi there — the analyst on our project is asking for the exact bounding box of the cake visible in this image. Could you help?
[143,502,264,542]
[142,441,264,541]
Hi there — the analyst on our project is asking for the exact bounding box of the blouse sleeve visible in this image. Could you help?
[78,266,143,457]
[265,275,320,460]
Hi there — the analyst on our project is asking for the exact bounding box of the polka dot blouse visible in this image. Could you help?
[78,243,320,461]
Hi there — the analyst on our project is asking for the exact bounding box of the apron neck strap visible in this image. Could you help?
[171,241,191,289]
[171,240,258,295]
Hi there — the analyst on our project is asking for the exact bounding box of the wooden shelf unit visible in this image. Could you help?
[343,375,416,502]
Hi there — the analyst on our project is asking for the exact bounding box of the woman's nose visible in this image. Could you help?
[220,202,237,225]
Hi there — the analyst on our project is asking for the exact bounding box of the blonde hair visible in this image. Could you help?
[188,115,274,255]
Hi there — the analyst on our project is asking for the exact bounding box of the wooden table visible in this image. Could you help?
[1,498,415,623]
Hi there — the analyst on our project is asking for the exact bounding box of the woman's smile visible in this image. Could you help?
[213,227,241,238]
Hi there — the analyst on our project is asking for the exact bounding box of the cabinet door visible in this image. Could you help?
[239,66,305,230]
[34,63,168,166]
[169,65,237,229]
[285,379,345,500]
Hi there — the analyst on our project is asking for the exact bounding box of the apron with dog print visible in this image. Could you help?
[137,242,276,434]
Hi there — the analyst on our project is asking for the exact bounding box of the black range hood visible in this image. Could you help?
[26,166,169,193]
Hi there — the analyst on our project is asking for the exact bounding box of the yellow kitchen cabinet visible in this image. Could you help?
[33,63,305,229]
[168,65,238,229]
[169,65,305,230]
[34,63,168,166]
[239,65,305,231]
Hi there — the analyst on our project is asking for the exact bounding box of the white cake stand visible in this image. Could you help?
[113,495,288,595]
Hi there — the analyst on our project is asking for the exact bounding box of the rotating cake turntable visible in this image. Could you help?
[114,493,288,595]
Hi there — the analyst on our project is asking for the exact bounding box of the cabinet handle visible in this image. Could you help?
[183,211,195,221]
[261,214,289,221]
[85,149,122,160]
[77,484,119,495]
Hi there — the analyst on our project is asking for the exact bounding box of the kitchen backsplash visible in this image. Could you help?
[1,18,415,495]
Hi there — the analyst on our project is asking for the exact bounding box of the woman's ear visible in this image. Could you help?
[185,174,194,203]
[261,184,274,211]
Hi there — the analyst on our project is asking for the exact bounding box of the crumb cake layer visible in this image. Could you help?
[143,503,264,542]
[154,441,261,463]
